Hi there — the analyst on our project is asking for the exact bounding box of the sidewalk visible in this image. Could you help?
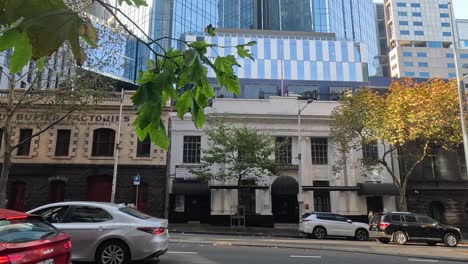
[169,223,302,238]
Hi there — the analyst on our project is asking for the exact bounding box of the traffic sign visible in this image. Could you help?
[133,175,141,185]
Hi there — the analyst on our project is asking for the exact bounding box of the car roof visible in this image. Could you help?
[32,201,126,210]
[0,208,30,220]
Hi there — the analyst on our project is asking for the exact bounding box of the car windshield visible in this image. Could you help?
[0,217,58,243]
[119,207,152,220]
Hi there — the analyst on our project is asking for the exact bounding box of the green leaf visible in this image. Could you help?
[0,0,67,26]
[207,24,216,37]
[137,71,154,84]
[118,0,148,7]
[191,97,205,128]
[175,91,193,119]
[213,56,241,95]
[180,55,206,83]
[183,48,198,67]
[0,29,19,51]
[36,57,46,71]
[236,45,254,61]
[9,31,32,73]
[245,41,257,46]
[189,41,215,54]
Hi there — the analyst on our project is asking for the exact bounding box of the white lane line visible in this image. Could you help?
[289,255,322,258]
[408,258,439,263]
[167,251,198,254]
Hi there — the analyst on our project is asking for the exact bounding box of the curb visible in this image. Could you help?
[169,230,303,238]
[170,234,468,263]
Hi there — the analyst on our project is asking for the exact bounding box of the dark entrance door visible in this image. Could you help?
[185,195,210,222]
[271,176,299,223]
[366,196,384,213]
[87,176,112,202]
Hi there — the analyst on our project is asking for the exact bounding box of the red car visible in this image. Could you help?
[0,209,72,264]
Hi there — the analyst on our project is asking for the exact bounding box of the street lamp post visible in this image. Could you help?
[448,1,468,175]
[297,99,313,223]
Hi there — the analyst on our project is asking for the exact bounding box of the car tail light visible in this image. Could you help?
[379,222,390,230]
[137,227,166,235]
[64,241,72,250]
[6,216,27,221]
[0,254,24,264]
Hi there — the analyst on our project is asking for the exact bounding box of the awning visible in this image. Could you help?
[358,183,400,196]
[302,186,360,191]
[209,185,269,190]
[172,182,210,196]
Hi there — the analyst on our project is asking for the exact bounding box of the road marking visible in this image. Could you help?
[167,251,198,255]
[408,258,439,263]
[289,255,322,258]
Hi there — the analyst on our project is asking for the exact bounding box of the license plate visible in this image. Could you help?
[37,259,54,264]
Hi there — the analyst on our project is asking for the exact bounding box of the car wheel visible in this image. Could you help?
[355,229,369,241]
[96,240,131,264]
[379,238,390,244]
[426,241,438,246]
[443,233,458,247]
[393,231,408,245]
[313,226,327,239]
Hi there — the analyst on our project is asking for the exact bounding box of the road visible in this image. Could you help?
[159,242,466,264]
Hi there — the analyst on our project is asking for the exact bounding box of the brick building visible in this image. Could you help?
[1,91,169,217]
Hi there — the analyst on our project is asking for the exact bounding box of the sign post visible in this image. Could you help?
[133,175,141,208]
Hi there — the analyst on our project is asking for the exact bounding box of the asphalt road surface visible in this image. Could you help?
[158,243,466,264]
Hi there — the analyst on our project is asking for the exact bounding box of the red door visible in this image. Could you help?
[135,183,148,212]
[49,181,66,203]
[7,182,26,212]
[87,176,112,202]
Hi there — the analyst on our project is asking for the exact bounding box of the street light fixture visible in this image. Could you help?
[448,0,468,177]
[297,98,313,223]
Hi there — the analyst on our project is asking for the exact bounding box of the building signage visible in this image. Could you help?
[0,112,132,126]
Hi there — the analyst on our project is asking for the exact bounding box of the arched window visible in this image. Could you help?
[7,181,26,212]
[429,201,446,224]
[49,181,66,203]
[92,128,115,157]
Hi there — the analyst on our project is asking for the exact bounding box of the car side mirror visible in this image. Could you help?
[347,219,352,224]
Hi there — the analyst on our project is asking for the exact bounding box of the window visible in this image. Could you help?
[428,41,442,48]
[439,4,448,9]
[91,128,115,157]
[418,216,436,224]
[417,52,427,57]
[449,73,457,78]
[398,11,407,16]
[391,214,402,222]
[313,181,331,212]
[403,214,417,223]
[17,128,32,156]
[446,53,454,58]
[399,21,408,26]
[329,87,351,101]
[136,136,151,157]
[119,206,151,220]
[362,142,378,165]
[403,52,412,57]
[404,61,414,67]
[400,30,410,35]
[418,62,428,67]
[396,2,406,7]
[447,63,457,68]
[0,128,3,150]
[464,40,468,47]
[0,217,58,243]
[404,71,415,77]
[54,129,71,156]
[411,3,420,8]
[311,138,328,165]
[443,32,452,37]
[34,206,69,223]
[441,22,450,27]
[461,54,468,59]
[67,206,112,223]
[440,13,449,18]
[183,136,201,163]
[412,12,421,17]
[20,81,26,88]
[420,72,430,78]
[276,137,292,164]
[413,21,423,26]
[238,187,256,215]
[415,31,424,36]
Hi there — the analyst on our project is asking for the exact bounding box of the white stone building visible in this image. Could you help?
[168,97,398,227]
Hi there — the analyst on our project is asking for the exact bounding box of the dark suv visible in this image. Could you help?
[369,212,462,247]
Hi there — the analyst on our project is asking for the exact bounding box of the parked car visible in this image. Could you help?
[369,212,462,247]
[299,212,369,241]
[0,208,72,264]
[28,201,169,264]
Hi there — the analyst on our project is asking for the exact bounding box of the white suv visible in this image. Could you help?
[299,212,369,241]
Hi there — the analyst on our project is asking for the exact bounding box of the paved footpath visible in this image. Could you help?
[169,233,468,263]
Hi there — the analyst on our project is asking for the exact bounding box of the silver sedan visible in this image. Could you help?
[28,201,169,264]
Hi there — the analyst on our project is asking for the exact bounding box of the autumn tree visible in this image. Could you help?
[0,0,251,206]
[331,78,462,210]
[190,119,278,210]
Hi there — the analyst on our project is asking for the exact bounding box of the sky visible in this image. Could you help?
[374,0,468,19]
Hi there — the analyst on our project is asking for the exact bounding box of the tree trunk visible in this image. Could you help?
[398,189,408,211]
[0,115,13,208]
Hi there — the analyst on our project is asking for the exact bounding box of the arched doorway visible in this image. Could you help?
[271,176,299,223]
[87,175,112,202]
[429,201,446,224]
[49,180,66,203]
[7,181,26,212]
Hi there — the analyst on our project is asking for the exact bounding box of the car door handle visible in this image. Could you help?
[403,224,408,226]
[98,226,104,231]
